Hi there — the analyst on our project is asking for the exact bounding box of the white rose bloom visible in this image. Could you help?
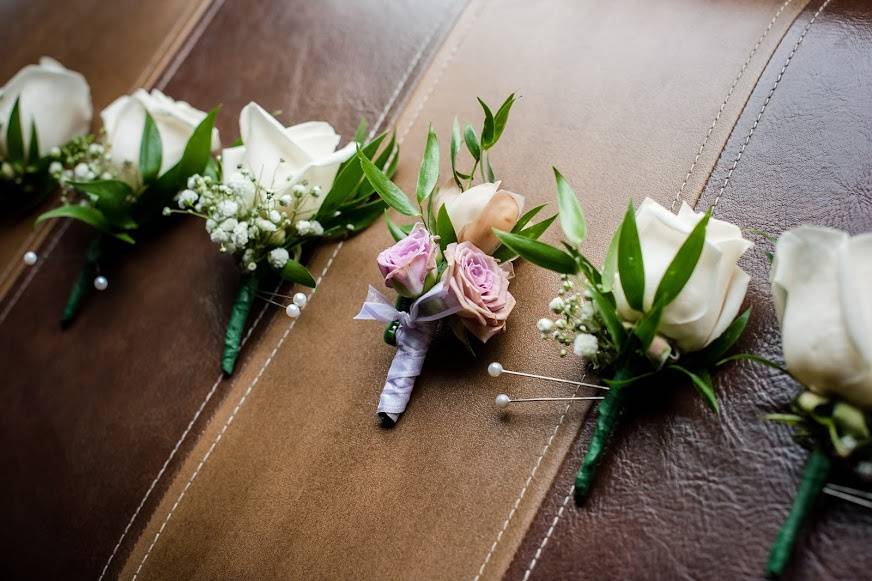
[771,226,872,408]
[100,89,220,184]
[439,181,525,254]
[221,102,356,220]
[614,198,752,352]
[0,57,92,158]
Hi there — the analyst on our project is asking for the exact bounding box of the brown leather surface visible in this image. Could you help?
[0,1,461,579]
[0,0,213,307]
[509,0,872,579]
[120,1,807,579]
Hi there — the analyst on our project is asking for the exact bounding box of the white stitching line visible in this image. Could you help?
[96,295,272,580]
[128,7,453,577]
[712,0,832,211]
[671,0,793,212]
[521,3,832,579]
[473,382,582,581]
[0,220,70,328]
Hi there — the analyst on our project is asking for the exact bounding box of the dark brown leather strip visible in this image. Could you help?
[508,0,872,578]
[0,2,463,579]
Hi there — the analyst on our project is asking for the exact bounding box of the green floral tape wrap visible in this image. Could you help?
[574,367,631,505]
[61,236,104,328]
[221,273,261,376]
[766,447,831,578]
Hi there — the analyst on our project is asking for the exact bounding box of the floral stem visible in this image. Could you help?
[221,272,262,376]
[574,366,631,506]
[60,235,104,328]
[766,447,831,578]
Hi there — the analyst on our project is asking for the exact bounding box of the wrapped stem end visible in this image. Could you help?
[221,274,261,376]
[765,447,831,578]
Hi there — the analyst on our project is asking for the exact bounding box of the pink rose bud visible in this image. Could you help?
[443,241,516,342]
[377,222,438,298]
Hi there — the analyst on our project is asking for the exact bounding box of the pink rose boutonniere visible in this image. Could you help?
[355,95,554,426]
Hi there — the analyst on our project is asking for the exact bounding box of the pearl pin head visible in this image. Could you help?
[285,303,301,318]
[495,393,511,408]
[292,292,307,307]
[487,362,504,377]
[94,276,109,291]
[23,251,38,266]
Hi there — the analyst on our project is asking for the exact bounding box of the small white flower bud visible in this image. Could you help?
[49,161,63,175]
[268,248,290,269]
[549,297,565,313]
[573,333,599,358]
[49,146,61,157]
[2,162,15,178]
[537,318,555,333]
[73,162,90,179]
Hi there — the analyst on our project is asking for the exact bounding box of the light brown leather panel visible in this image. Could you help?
[122,0,805,579]
[0,0,213,307]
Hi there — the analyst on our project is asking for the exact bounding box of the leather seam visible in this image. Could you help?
[671,0,794,212]
[520,2,832,578]
[126,6,464,577]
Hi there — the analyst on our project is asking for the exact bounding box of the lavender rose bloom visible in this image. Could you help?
[443,241,516,342]
[377,222,438,298]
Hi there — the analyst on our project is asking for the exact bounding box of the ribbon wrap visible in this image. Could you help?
[355,283,460,419]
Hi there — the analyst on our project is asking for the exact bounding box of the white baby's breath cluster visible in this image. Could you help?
[170,166,325,271]
[537,274,615,367]
[47,133,117,202]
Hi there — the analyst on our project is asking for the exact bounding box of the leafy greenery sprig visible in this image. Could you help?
[494,173,753,505]
[1,97,59,214]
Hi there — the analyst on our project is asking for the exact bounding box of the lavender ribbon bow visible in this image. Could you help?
[355,282,460,424]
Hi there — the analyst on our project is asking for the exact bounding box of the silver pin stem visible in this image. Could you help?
[823,486,872,510]
[495,393,604,408]
[499,368,608,391]
[825,483,872,501]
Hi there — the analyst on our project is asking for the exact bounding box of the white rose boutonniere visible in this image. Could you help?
[496,183,755,505]
[173,101,399,376]
[0,57,91,209]
[34,89,220,327]
[761,225,872,578]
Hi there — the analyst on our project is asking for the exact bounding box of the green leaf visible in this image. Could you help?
[690,307,752,369]
[325,200,386,238]
[450,117,462,187]
[357,148,418,216]
[154,107,217,192]
[6,97,24,163]
[353,117,368,143]
[519,214,557,241]
[600,224,622,293]
[69,180,136,229]
[717,353,789,374]
[493,229,577,274]
[484,155,495,182]
[618,200,645,312]
[572,249,603,288]
[603,371,656,388]
[632,301,664,350]
[436,204,457,252]
[386,213,411,242]
[28,120,40,163]
[416,125,439,203]
[764,413,806,425]
[671,365,719,413]
[139,111,163,183]
[463,124,480,161]
[588,284,626,346]
[279,258,316,287]
[203,156,221,181]
[553,167,587,245]
[652,209,710,308]
[478,97,496,149]
[318,133,386,218]
[35,204,135,244]
[511,204,545,233]
[491,93,516,148]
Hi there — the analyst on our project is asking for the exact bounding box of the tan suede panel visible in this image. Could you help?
[123,0,806,579]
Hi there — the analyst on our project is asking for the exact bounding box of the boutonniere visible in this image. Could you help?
[1,57,91,215]
[34,88,220,326]
[172,102,397,375]
[355,94,555,427]
[495,190,755,504]
[760,226,872,577]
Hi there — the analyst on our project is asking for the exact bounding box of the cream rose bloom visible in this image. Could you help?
[771,226,872,408]
[221,102,356,220]
[0,57,91,158]
[439,181,525,254]
[101,89,220,184]
[614,198,752,352]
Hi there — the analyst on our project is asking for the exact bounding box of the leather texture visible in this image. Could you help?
[119,1,808,579]
[508,0,872,579]
[0,1,462,579]
[0,0,213,299]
